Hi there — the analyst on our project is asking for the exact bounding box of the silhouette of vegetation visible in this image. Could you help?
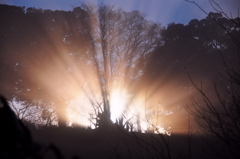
[0,96,65,159]
[185,1,240,158]
[142,11,239,133]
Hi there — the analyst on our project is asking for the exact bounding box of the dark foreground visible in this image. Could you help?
[0,95,237,159]
[29,125,235,159]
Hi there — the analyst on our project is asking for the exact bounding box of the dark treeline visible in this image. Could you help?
[146,13,240,83]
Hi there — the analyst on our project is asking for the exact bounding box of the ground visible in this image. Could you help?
[29,125,230,159]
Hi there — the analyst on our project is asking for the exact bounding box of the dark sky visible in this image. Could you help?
[0,0,239,26]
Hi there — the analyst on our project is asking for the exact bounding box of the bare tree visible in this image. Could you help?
[80,4,162,128]
[185,0,240,158]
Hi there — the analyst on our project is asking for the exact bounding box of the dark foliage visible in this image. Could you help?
[184,2,240,159]
[0,96,64,159]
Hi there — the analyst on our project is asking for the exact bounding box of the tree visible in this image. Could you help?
[0,4,162,128]
[185,1,240,158]
[77,4,162,128]
[140,6,240,132]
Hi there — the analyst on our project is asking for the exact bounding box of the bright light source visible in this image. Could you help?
[110,89,127,122]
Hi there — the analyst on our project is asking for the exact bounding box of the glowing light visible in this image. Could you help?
[110,89,127,122]
[14,4,191,134]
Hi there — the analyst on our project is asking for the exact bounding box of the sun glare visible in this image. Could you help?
[110,89,128,122]
[61,84,175,135]
[20,3,180,135]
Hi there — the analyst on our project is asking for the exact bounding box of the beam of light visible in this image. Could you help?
[110,88,127,122]
[9,3,202,135]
